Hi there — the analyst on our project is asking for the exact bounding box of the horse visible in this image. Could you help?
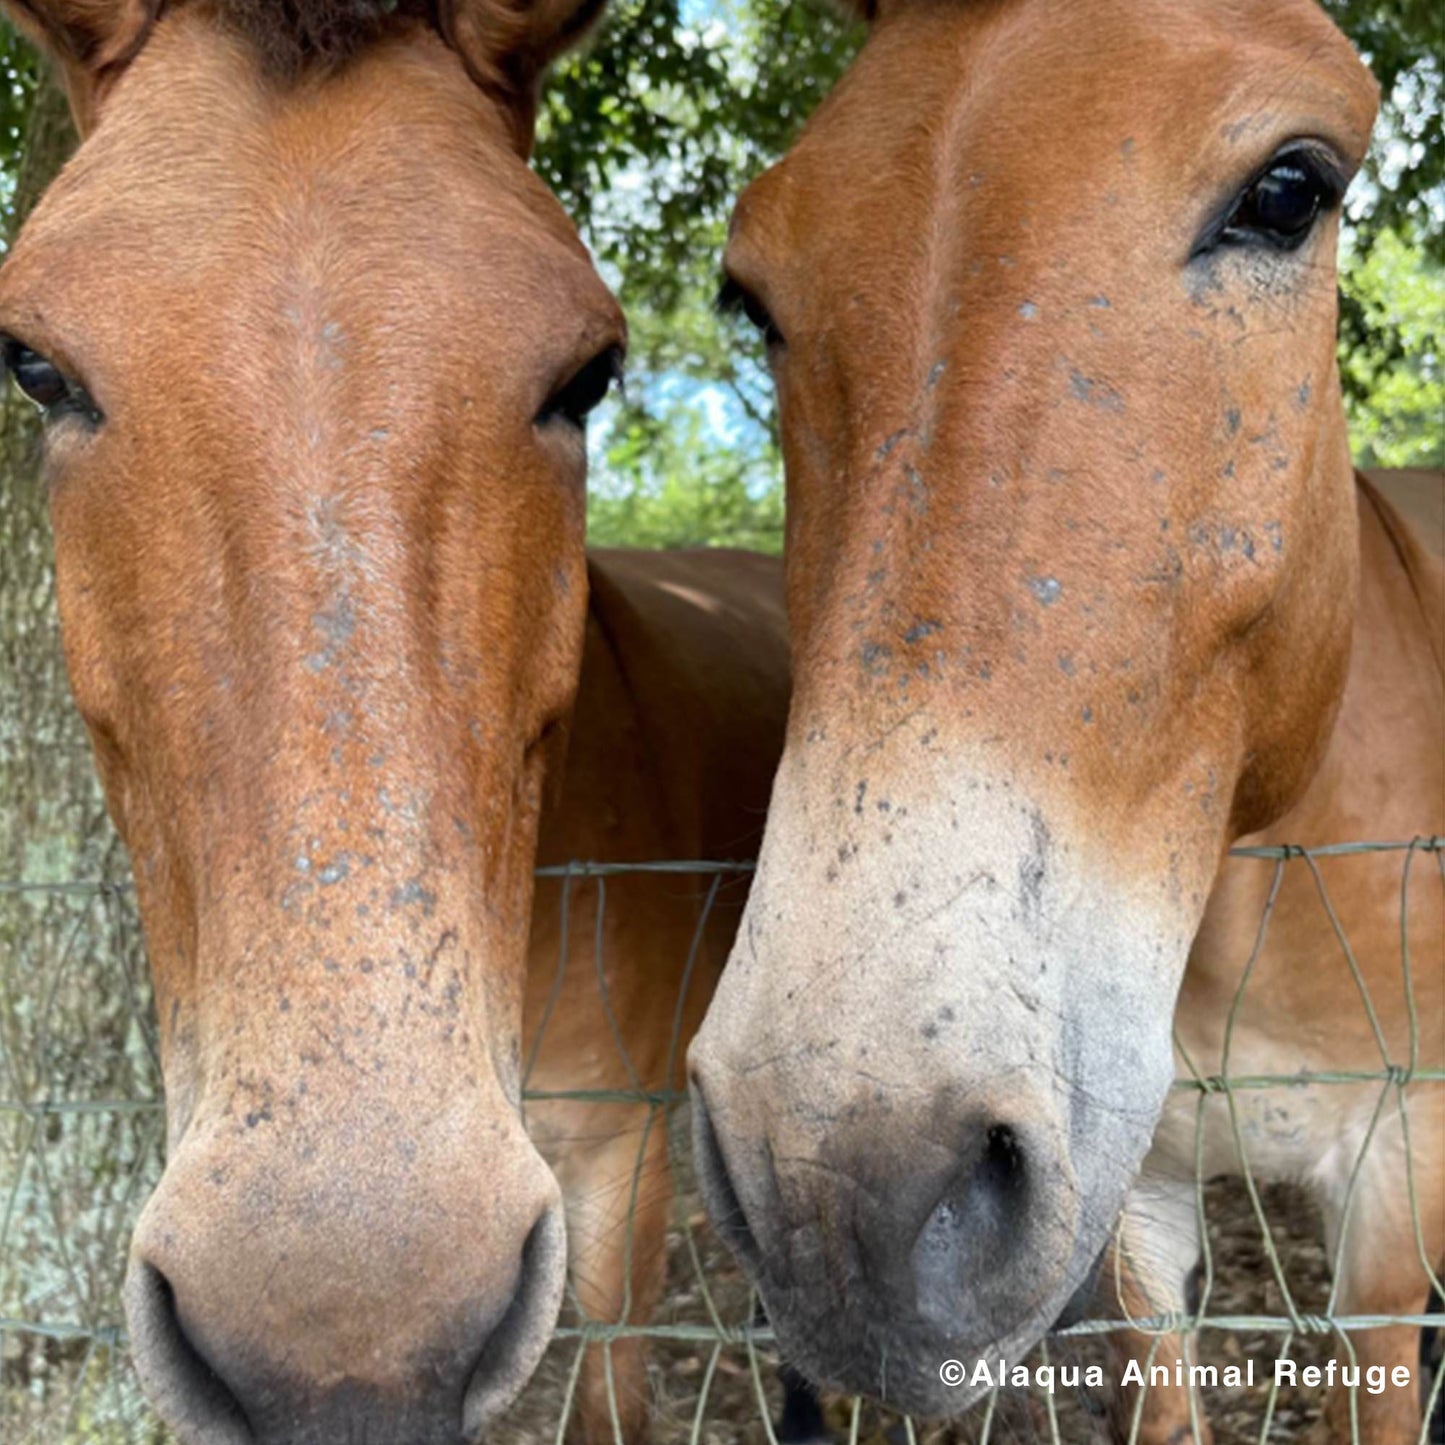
[684,1,1443,1441]
[526,548,790,1444]
[0,3,795,1441]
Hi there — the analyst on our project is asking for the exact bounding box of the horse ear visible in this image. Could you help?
[3,0,157,131]
[440,0,607,153]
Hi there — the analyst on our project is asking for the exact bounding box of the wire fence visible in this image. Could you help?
[1,839,1442,1444]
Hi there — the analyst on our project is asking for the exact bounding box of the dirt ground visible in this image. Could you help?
[493,1131,1442,1445]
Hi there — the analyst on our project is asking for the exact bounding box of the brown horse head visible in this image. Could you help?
[690,0,1378,1415]
[0,1,623,1439]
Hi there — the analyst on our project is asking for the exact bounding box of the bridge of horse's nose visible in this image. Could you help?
[124,1113,567,1445]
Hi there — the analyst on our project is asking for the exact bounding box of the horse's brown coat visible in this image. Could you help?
[688,1,1443,1440]
[0,4,790,1441]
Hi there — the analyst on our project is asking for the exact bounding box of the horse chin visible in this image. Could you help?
[1050,1239,1107,1331]
[752,1223,1116,1421]
[757,1287,1059,1420]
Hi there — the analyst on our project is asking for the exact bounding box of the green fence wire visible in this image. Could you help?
[1,840,1441,1443]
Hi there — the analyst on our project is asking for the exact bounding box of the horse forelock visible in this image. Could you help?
[210,0,439,78]
[173,0,586,124]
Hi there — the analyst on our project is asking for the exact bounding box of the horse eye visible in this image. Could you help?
[1,336,101,425]
[537,345,624,430]
[4,338,72,411]
[717,278,784,349]
[1221,154,1340,250]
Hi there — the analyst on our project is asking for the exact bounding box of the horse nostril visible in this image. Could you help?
[973,1123,1028,1223]
[689,1080,762,1269]
[912,1121,1033,1326]
[461,1199,568,1438]
[124,1260,254,1445]
[948,1122,1030,1252]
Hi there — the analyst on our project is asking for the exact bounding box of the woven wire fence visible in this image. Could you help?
[1,840,1442,1444]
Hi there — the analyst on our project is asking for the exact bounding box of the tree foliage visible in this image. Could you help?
[1324,0,1443,249]
[1341,225,1444,466]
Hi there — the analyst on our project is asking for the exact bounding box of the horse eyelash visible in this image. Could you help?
[715,276,747,318]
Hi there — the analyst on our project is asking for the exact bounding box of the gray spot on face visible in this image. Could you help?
[1186,259,1226,307]
[390,879,437,916]
[1028,575,1063,606]
[1188,522,1258,562]
[861,641,893,675]
[1017,808,1051,927]
[904,464,928,513]
[1018,301,1039,320]
[318,858,350,886]
[305,595,358,673]
[1068,370,1125,413]
[315,597,355,646]
[904,619,942,645]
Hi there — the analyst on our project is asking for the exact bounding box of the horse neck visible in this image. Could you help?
[1246,471,1444,850]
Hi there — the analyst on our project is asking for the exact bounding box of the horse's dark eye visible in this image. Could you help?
[4,339,71,410]
[1,337,101,425]
[1222,155,1339,250]
[717,278,784,349]
[538,345,623,429]
[740,293,782,346]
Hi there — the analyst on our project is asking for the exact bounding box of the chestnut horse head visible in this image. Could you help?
[0,1,623,1439]
[690,0,1379,1416]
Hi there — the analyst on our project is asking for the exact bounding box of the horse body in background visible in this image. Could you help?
[687,1,1443,1441]
[0,3,792,1442]
[528,548,789,1443]
[1117,467,1442,1445]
